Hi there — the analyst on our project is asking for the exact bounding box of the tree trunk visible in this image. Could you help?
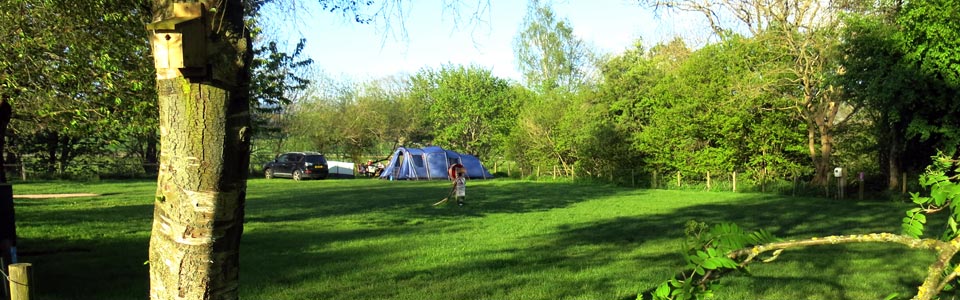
[0,99,10,183]
[148,1,251,299]
[57,135,75,175]
[886,125,903,191]
[807,117,832,186]
[0,99,15,272]
[806,92,839,186]
[144,133,159,174]
[44,131,58,174]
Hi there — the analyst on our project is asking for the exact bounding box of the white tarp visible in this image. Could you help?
[327,161,355,177]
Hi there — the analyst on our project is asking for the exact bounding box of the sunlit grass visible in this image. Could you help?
[12,178,929,299]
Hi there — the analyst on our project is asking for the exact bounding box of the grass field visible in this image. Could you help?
[11,178,934,299]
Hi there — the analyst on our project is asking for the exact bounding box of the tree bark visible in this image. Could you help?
[887,135,902,191]
[0,99,15,272]
[148,1,251,299]
[145,133,159,174]
[44,131,58,174]
[57,135,76,175]
[0,99,10,183]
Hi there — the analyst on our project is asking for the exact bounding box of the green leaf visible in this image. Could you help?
[696,250,710,259]
[654,282,671,299]
[702,259,718,270]
[912,194,930,205]
[932,189,948,206]
[669,278,682,288]
[914,213,927,224]
[702,257,738,270]
[949,217,957,234]
[902,221,923,238]
[882,293,899,300]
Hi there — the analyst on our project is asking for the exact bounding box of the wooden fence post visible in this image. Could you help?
[732,172,737,192]
[9,263,31,300]
[761,169,767,193]
[859,171,864,201]
[825,176,830,198]
[902,172,907,194]
[652,170,658,189]
[706,171,711,191]
[676,171,681,187]
[631,169,635,187]
[793,176,798,196]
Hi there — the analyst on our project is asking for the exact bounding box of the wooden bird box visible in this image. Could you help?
[146,3,207,76]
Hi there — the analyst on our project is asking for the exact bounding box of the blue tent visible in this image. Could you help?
[380,146,493,180]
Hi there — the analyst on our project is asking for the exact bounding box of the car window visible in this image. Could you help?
[288,154,302,162]
[276,154,289,162]
[304,155,326,164]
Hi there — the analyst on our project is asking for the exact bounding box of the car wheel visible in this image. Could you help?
[264,168,274,179]
[292,170,303,181]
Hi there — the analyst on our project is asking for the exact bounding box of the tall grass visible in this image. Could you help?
[12,178,927,299]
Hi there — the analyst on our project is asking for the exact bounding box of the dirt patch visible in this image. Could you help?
[14,193,100,199]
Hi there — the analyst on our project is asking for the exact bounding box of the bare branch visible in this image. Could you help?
[727,233,959,300]
[730,233,946,265]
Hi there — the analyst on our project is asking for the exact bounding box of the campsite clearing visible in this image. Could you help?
[14,178,926,299]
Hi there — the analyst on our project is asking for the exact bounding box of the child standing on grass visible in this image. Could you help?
[449,163,466,206]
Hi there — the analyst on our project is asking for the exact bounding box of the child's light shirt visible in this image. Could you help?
[454,177,466,197]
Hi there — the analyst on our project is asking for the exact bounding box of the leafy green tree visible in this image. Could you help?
[360,76,432,154]
[639,0,855,185]
[0,0,156,176]
[277,74,430,165]
[249,38,314,150]
[510,0,599,176]
[410,65,518,159]
[508,90,577,175]
[513,0,592,94]
[598,36,805,183]
[894,0,960,155]
[840,0,960,190]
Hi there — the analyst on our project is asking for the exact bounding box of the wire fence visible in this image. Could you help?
[2,162,159,181]
[3,159,919,200]
[488,161,917,200]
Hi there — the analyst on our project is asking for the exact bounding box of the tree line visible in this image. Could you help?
[1,0,956,193]
[260,0,958,192]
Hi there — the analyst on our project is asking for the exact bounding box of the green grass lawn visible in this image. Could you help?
[12,178,932,299]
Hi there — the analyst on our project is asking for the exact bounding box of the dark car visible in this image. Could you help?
[263,152,329,180]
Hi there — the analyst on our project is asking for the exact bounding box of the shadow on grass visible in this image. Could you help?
[14,179,932,299]
[546,194,927,299]
[244,180,623,223]
[238,180,931,299]
[555,194,912,247]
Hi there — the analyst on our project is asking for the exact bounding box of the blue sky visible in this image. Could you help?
[263,0,705,81]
